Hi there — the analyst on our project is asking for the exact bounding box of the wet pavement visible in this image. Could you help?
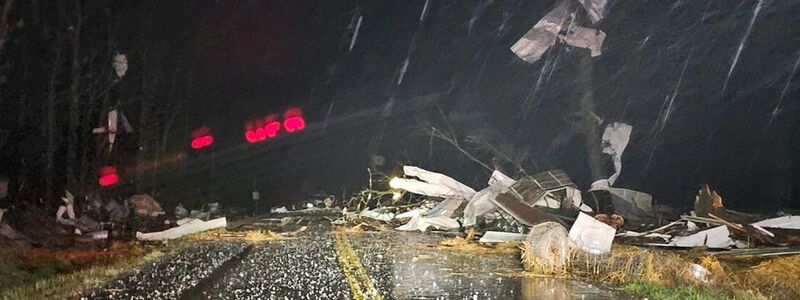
[82,241,250,300]
[80,221,625,299]
[344,231,621,300]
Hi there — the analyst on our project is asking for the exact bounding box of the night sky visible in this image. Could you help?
[1,0,799,211]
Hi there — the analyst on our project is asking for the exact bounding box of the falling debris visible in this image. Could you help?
[601,122,632,186]
[510,0,573,63]
[577,0,608,23]
[512,0,611,63]
[559,25,606,57]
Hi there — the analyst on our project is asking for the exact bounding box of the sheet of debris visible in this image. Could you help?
[136,217,228,241]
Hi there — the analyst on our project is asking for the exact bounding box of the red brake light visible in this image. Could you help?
[99,165,119,187]
[265,121,281,137]
[99,174,119,186]
[190,135,214,149]
[255,127,266,140]
[283,116,306,132]
[245,130,258,143]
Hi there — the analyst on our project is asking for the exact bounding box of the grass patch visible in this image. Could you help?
[521,242,799,299]
[731,254,800,299]
[0,242,163,300]
[622,280,761,300]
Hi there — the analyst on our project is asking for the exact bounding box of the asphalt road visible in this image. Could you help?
[79,221,622,300]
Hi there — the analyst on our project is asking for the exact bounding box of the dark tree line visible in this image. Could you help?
[0,1,198,206]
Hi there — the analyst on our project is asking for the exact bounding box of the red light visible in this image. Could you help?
[264,121,281,137]
[98,165,119,187]
[99,174,119,186]
[245,130,258,143]
[190,135,214,149]
[255,127,267,140]
[283,116,306,132]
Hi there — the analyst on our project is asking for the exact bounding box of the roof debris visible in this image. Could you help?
[511,0,610,63]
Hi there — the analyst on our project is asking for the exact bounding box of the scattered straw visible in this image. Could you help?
[440,230,519,254]
[521,243,707,286]
[741,254,800,298]
[181,229,281,242]
[333,219,393,233]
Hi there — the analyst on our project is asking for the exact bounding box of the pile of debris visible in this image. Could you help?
[339,117,800,295]
[51,191,228,243]
[356,164,799,248]
[345,162,800,296]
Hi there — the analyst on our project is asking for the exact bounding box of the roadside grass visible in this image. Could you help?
[0,242,162,300]
[622,280,761,300]
[520,243,800,299]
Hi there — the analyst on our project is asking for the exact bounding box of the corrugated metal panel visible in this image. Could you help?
[510,169,577,205]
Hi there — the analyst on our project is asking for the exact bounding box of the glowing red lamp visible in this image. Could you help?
[254,127,267,140]
[190,135,214,149]
[190,127,214,149]
[264,121,281,137]
[283,116,306,132]
[244,109,305,143]
[245,130,258,143]
[98,165,119,187]
[99,174,119,186]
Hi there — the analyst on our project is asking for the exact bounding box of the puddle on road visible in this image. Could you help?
[347,231,621,299]
[516,276,618,300]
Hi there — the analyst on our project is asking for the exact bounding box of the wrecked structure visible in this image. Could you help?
[0,0,798,297]
[341,117,800,296]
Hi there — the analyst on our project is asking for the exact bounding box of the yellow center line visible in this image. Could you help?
[334,232,384,300]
